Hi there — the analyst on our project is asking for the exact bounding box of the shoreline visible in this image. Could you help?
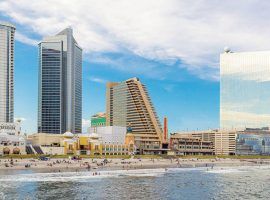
[1,158,270,174]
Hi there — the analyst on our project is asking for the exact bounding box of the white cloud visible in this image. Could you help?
[1,0,270,80]
[88,76,107,84]
[221,51,270,82]
[16,32,38,45]
[14,117,26,122]
[221,110,270,129]
[163,84,175,93]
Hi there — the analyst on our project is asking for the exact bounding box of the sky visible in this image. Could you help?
[0,0,269,133]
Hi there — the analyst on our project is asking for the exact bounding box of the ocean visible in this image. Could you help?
[0,165,269,200]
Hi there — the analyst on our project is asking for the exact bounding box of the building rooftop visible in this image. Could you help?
[0,21,16,29]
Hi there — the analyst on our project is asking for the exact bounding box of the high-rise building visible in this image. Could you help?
[106,77,163,153]
[38,27,82,134]
[220,49,270,129]
[0,22,15,123]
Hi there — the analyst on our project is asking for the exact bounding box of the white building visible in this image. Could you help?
[89,126,126,144]
[0,121,21,135]
[0,22,15,123]
[0,132,26,155]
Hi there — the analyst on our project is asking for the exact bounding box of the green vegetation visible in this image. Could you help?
[0,154,40,159]
[176,155,270,160]
[2,154,270,160]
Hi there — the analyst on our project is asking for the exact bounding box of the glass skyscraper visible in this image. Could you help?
[38,27,82,134]
[0,22,15,123]
[220,50,270,129]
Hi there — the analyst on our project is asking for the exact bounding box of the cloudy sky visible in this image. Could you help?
[0,0,268,133]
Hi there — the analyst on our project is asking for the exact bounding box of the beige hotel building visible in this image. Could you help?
[106,78,164,154]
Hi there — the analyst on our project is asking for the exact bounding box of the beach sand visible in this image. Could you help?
[0,157,269,173]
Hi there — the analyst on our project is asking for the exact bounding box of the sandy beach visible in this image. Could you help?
[0,157,270,173]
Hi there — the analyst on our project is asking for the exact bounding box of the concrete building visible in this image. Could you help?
[220,49,270,129]
[174,130,215,143]
[89,126,126,144]
[170,134,214,155]
[27,132,135,156]
[106,77,163,153]
[172,130,236,155]
[91,112,106,127]
[214,131,236,155]
[0,22,15,123]
[38,27,82,134]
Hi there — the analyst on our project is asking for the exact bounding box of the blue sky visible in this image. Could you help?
[13,40,219,133]
[1,0,269,133]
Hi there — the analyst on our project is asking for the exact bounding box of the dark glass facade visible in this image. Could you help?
[38,28,82,134]
[38,42,63,133]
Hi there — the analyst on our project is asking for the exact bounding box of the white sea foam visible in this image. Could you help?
[0,168,167,182]
[205,165,270,174]
[1,165,269,182]
[167,167,205,173]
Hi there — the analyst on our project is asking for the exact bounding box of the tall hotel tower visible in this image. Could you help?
[106,78,163,152]
[0,22,15,123]
[38,27,82,134]
[220,48,270,129]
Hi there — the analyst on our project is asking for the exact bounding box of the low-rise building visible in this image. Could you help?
[170,134,214,155]
[0,132,26,155]
[88,126,126,144]
[171,130,237,155]
[0,121,21,135]
[27,131,135,156]
[236,128,270,155]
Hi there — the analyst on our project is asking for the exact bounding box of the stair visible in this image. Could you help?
[26,145,35,154]
[32,146,44,154]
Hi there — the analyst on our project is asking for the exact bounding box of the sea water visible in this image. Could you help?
[0,165,269,199]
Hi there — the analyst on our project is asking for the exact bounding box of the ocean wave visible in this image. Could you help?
[0,168,167,182]
[205,165,270,174]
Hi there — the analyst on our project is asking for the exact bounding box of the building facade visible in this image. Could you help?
[91,112,106,127]
[170,134,214,155]
[27,132,135,156]
[89,126,126,144]
[38,27,82,134]
[0,22,15,123]
[172,130,236,155]
[214,131,236,155]
[0,133,26,155]
[106,78,163,153]
[220,50,270,129]
[236,133,270,155]
[236,128,270,155]
[0,121,21,135]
